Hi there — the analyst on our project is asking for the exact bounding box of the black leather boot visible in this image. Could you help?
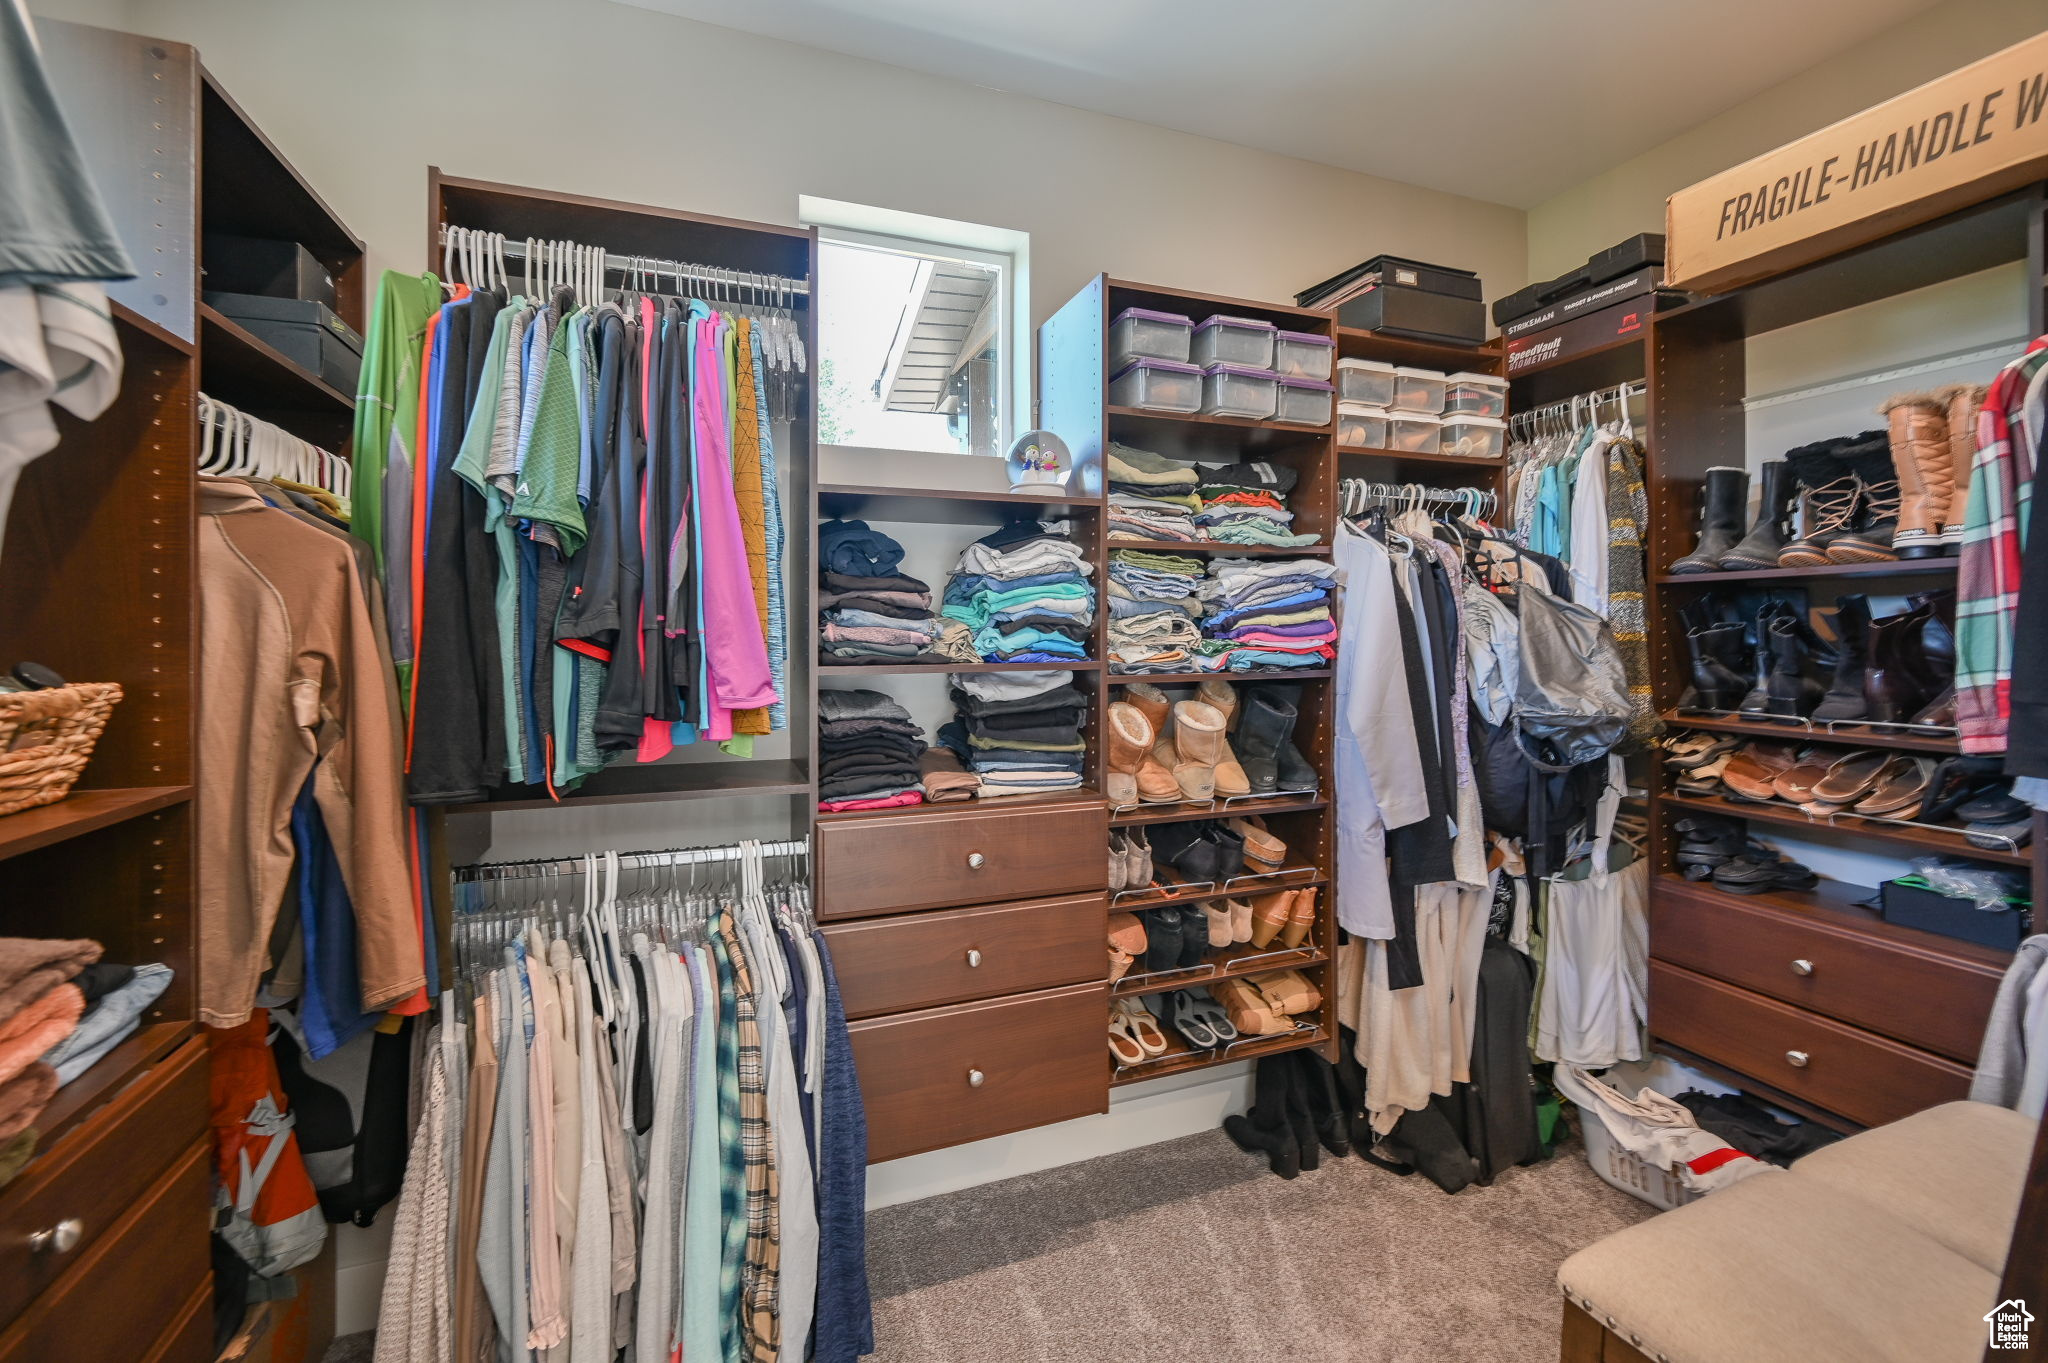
[1223,1055,1301,1178]
[1233,689,1296,794]
[1672,466,1750,574]
[1764,618,1826,717]
[1778,437,1857,567]
[1827,433,1902,563]
[1811,595,1871,722]
[1684,623,1749,709]
[1865,606,1934,722]
[1735,603,1791,714]
[1719,459,1795,569]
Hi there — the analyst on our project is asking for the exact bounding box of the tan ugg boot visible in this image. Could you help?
[1124,681,1176,769]
[1169,700,1228,801]
[1939,383,1988,549]
[1104,702,1151,809]
[1196,677,1238,731]
[1880,391,1950,559]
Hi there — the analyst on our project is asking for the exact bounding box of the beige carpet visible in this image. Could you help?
[865,1128,1656,1363]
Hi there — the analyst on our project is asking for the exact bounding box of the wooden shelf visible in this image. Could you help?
[1333,327,1499,373]
[26,1021,193,1165]
[1655,557,1957,585]
[818,661,1102,676]
[1336,445,1505,470]
[199,304,355,414]
[1106,405,1330,461]
[1111,868,1325,912]
[454,759,810,813]
[1111,1022,1327,1087]
[1663,711,1960,754]
[0,786,191,862]
[1114,942,1328,999]
[1504,330,1646,379]
[815,787,1103,822]
[1651,872,2011,969]
[1106,538,1329,556]
[1661,791,2032,866]
[110,301,193,355]
[1112,793,1326,827]
[817,484,1101,524]
[1110,669,1331,685]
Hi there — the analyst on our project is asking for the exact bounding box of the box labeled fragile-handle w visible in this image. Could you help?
[1665,30,2048,294]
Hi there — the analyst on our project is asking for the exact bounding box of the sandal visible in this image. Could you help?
[1853,756,1935,816]
[1164,988,1237,1048]
[1107,1009,1146,1065]
[1811,749,1890,804]
[1663,733,1739,769]
[1117,997,1169,1055]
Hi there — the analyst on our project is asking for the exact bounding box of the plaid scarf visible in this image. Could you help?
[1957,343,2045,752]
[718,914,782,1363]
[1605,438,1661,751]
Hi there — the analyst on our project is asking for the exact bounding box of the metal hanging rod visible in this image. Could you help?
[438,224,809,298]
[1339,478,1498,519]
[1740,338,2024,412]
[454,837,811,883]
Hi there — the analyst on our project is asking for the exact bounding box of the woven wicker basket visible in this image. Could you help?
[0,682,124,817]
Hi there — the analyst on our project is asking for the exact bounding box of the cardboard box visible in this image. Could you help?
[1666,30,2048,294]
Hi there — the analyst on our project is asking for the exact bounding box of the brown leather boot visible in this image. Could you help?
[1939,383,1987,551]
[1880,391,1950,559]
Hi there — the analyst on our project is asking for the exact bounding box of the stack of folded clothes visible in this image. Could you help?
[1194,461,1319,548]
[1196,557,1341,672]
[1107,442,1203,541]
[1107,548,1204,673]
[940,521,1094,663]
[818,518,943,664]
[0,936,101,1175]
[817,689,928,811]
[939,669,1088,798]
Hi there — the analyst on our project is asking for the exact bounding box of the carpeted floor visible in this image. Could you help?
[323,1127,1656,1363]
[864,1129,1655,1363]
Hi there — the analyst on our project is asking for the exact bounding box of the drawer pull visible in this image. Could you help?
[965,949,982,968]
[966,852,986,870]
[29,1218,83,1256]
[1786,1050,1810,1068]
[1790,959,1814,976]
[967,1068,986,1088]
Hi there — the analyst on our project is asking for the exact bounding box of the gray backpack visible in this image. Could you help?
[1512,583,1632,770]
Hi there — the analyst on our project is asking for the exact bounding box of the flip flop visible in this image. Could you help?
[1107,1010,1145,1065]
[1172,988,1238,1046]
[1157,990,1220,1048]
[1117,998,1169,1055]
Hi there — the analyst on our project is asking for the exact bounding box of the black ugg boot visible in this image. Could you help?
[1232,688,1296,795]
[1825,431,1901,563]
[1223,1054,1301,1178]
[1812,595,1871,722]
[1719,459,1795,569]
[1672,466,1749,574]
[1779,437,1858,567]
[1294,1051,1352,1158]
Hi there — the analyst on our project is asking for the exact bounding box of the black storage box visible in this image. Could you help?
[1494,233,1667,328]
[1880,876,2029,950]
[204,233,337,310]
[1500,266,1667,340]
[1335,281,1485,346]
[205,291,363,391]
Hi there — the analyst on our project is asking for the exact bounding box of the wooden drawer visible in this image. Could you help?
[816,798,1106,918]
[0,1139,210,1363]
[850,982,1108,1162]
[1651,879,2004,1061]
[0,1033,207,1325]
[1649,961,1971,1128]
[824,893,1106,1019]
[141,1277,213,1363]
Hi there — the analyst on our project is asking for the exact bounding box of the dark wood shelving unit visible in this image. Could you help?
[1111,1023,1328,1087]
[1336,444,1507,470]
[1105,405,1331,461]
[816,660,1105,677]
[817,484,1100,524]
[1110,868,1324,912]
[1111,794,1328,828]
[1649,872,2011,970]
[1334,326,1500,373]
[1654,557,1958,585]
[452,758,814,814]
[1109,669,1332,685]
[1662,711,1960,754]
[0,786,191,861]
[1103,538,1331,557]
[1113,942,1328,1000]
[1663,791,2031,867]
[813,786,1104,823]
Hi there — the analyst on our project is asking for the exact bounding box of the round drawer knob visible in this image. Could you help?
[966,1068,986,1088]
[1790,959,1814,977]
[29,1218,83,1256]
[965,949,983,968]
[1786,1050,1811,1068]
[966,852,986,870]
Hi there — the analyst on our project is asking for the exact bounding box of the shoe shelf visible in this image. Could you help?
[1112,941,1328,1000]
[1662,791,2031,867]
[1110,792,1327,828]
[1663,711,1960,754]
[1110,867,1324,911]
[1108,669,1333,685]
[1654,558,1958,585]
[1110,1022,1328,1088]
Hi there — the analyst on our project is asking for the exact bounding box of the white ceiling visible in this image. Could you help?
[614,0,1942,207]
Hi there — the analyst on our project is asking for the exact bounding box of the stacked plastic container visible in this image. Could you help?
[1109,307,1201,412]
[1336,358,1394,449]
[1442,372,1508,458]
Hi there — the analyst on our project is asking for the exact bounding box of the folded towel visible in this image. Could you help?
[0,1065,54,1142]
[0,937,100,1024]
[0,983,78,1087]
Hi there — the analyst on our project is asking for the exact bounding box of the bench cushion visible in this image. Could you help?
[1790,1100,2034,1273]
[1558,1171,1997,1363]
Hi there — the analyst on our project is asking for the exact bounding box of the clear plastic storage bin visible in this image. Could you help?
[1200,363,1279,419]
[1444,371,1508,419]
[1390,411,1443,454]
[1110,307,1193,367]
[1441,414,1506,459]
[1336,358,1397,407]
[1337,402,1391,449]
[1392,367,1448,413]
[1191,315,1278,370]
[1274,330,1335,381]
[1109,357,1202,413]
[1275,375,1333,425]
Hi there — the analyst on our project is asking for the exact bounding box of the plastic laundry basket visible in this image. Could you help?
[1574,1104,1703,1213]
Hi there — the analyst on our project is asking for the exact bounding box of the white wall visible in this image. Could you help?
[1524,0,2047,281]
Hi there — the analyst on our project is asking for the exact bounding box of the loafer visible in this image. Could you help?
[1811,750,1890,804]
[1852,756,1935,816]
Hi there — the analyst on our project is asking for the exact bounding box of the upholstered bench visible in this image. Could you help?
[1557,1101,2037,1363]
